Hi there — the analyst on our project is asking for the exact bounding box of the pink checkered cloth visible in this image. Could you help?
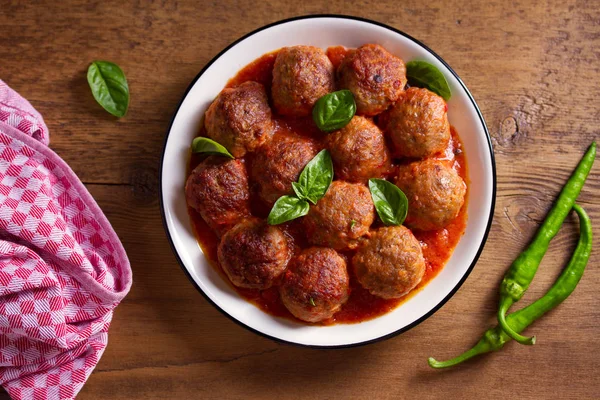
[0,80,132,399]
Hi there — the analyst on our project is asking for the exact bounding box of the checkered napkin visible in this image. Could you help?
[0,80,132,399]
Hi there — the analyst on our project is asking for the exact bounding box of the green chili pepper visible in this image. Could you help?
[429,203,592,368]
[498,142,596,345]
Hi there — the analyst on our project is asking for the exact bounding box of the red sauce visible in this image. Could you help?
[188,47,469,325]
[326,46,350,69]
[226,51,277,91]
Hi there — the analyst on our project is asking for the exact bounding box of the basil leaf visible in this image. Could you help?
[406,60,451,101]
[267,196,310,225]
[87,61,130,117]
[312,90,356,132]
[269,150,332,224]
[191,137,234,159]
[368,179,409,226]
[295,149,333,204]
[291,182,306,200]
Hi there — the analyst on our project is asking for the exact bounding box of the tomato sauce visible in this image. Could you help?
[226,51,277,91]
[326,46,349,70]
[187,47,469,325]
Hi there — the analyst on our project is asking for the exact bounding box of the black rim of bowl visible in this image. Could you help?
[159,14,497,349]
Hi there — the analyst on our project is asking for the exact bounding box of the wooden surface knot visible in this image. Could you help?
[501,195,544,239]
[497,116,519,144]
[131,163,159,203]
[515,91,557,135]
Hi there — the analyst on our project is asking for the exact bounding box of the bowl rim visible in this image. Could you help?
[159,14,497,349]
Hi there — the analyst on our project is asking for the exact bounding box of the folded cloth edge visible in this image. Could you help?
[0,88,49,148]
[0,120,132,303]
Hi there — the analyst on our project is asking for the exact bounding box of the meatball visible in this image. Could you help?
[185,156,250,237]
[303,181,375,250]
[325,116,391,183]
[395,159,466,231]
[272,46,335,117]
[251,133,318,204]
[353,226,425,299]
[204,81,274,157]
[337,44,407,116]
[280,247,350,323]
[382,87,450,158]
[217,218,291,289]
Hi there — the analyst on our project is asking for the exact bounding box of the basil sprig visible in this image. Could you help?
[191,137,234,159]
[406,60,452,101]
[267,196,310,225]
[87,61,130,117]
[292,150,334,204]
[268,149,333,225]
[368,179,409,226]
[312,90,356,132]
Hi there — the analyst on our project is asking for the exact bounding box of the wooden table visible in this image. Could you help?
[1,1,599,399]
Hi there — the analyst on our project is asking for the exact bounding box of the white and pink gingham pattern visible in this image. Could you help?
[0,83,49,146]
[0,80,132,399]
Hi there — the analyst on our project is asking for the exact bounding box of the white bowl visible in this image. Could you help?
[160,15,496,348]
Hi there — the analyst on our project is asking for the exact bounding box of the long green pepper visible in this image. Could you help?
[429,203,592,368]
[498,142,596,345]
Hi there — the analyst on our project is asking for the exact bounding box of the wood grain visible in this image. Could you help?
[0,0,599,399]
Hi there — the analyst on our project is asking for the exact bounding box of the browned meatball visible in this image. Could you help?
[218,218,291,289]
[272,46,335,117]
[353,226,425,299]
[303,181,375,250]
[205,81,274,157]
[185,156,250,237]
[325,116,391,183]
[337,44,407,116]
[382,87,450,158]
[251,133,318,204]
[280,247,350,323]
[395,159,466,231]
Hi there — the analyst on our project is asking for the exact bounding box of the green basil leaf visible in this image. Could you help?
[267,196,310,225]
[368,178,409,226]
[87,61,130,117]
[312,90,356,132]
[291,182,306,199]
[295,149,333,204]
[191,137,234,159]
[406,60,451,101]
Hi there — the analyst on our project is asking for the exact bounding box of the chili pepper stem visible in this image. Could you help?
[498,299,536,345]
[428,346,484,369]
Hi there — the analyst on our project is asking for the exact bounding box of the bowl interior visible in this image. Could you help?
[160,16,495,347]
